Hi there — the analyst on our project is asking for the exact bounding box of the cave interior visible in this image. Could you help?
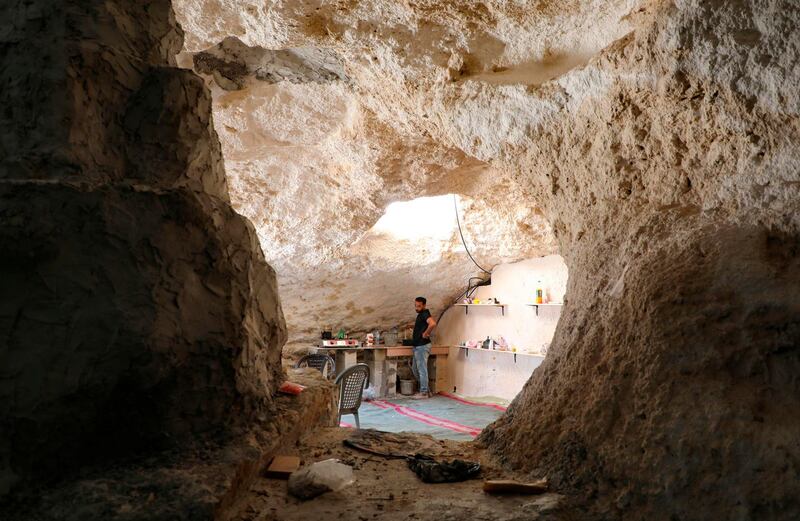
[1,1,799,520]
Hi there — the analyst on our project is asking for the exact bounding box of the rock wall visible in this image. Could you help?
[0,0,285,496]
[479,2,800,518]
[172,0,800,518]
[173,27,558,346]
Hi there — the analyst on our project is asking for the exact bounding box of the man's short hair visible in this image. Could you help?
[415,296,427,305]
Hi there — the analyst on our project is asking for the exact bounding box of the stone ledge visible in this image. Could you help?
[1,370,336,521]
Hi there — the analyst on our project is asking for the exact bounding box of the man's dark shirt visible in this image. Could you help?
[413,309,432,346]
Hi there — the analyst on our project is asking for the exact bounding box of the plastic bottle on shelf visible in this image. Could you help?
[536,280,543,304]
[497,336,508,351]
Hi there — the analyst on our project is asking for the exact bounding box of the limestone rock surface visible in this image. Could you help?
[171,0,800,518]
[173,11,563,345]
[0,0,285,496]
[287,459,354,500]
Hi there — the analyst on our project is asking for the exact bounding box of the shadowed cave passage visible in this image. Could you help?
[1,0,799,520]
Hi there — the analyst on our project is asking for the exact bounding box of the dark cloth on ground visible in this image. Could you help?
[406,454,481,483]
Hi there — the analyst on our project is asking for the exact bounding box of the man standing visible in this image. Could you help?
[411,297,437,399]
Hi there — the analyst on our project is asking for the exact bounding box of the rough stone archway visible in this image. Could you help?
[0,0,798,520]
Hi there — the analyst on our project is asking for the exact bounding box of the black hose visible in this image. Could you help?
[453,194,491,274]
[436,277,491,324]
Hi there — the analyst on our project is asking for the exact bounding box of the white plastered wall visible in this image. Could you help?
[433,255,568,400]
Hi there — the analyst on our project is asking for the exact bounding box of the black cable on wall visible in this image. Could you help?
[453,194,492,275]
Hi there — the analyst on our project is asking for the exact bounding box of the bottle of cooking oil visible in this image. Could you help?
[536,280,543,304]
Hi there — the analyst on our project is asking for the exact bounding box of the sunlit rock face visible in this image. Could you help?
[0,0,285,496]
[174,0,800,518]
[175,29,559,345]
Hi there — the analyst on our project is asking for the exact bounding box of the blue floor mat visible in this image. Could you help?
[339,395,505,441]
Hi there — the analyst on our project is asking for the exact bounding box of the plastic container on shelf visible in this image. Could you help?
[384,331,398,346]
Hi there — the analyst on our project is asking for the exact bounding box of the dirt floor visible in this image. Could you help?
[228,427,568,521]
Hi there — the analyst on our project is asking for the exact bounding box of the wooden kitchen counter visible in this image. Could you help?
[362,345,449,357]
[361,345,448,397]
[313,345,449,397]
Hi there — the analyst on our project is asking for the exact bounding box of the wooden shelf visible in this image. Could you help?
[454,303,506,316]
[525,303,564,316]
[456,345,545,363]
